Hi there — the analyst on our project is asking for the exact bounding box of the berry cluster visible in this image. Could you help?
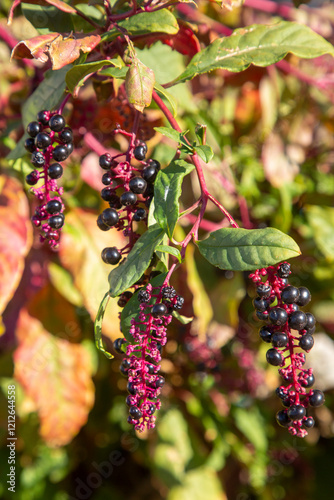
[97,139,161,265]
[24,110,73,248]
[250,263,324,437]
[113,284,184,431]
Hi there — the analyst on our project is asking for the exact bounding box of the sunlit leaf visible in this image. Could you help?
[125,57,155,113]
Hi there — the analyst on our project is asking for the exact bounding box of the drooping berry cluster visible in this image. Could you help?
[113,284,184,431]
[24,110,73,248]
[250,263,325,437]
[96,137,161,265]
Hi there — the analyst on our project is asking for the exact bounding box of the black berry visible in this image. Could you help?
[305,313,316,331]
[142,165,158,183]
[271,332,288,348]
[117,291,133,308]
[49,114,65,132]
[146,363,156,374]
[256,311,269,321]
[101,208,119,227]
[299,334,314,351]
[266,348,283,366]
[36,110,49,125]
[26,171,39,185]
[296,287,311,306]
[309,390,325,407]
[52,145,67,162]
[253,297,270,312]
[101,187,116,202]
[151,303,168,318]
[287,404,306,421]
[27,121,41,137]
[113,337,126,354]
[301,374,315,388]
[256,283,271,298]
[99,153,112,170]
[46,199,62,214]
[134,145,146,161]
[127,382,137,395]
[101,247,121,265]
[48,163,63,179]
[277,263,291,278]
[48,214,64,229]
[259,326,272,343]
[138,289,150,303]
[148,159,160,170]
[120,191,137,206]
[129,176,147,194]
[133,208,146,222]
[64,142,73,157]
[129,406,142,420]
[154,375,165,388]
[97,214,110,231]
[304,417,314,429]
[102,173,112,185]
[281,286,300,304]
[31,151,45,168]
[24,137,36,153]
[59,127,73,144]
[276,410,291,427]
[161,286,176,300]
[269,307,288,326]
[288,311,307,330]
[35,132,51,149]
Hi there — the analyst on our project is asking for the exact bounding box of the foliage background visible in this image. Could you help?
[1,0,334,499]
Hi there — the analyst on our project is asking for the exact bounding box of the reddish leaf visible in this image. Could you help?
[144,21,200,59]
[14,310,95,447]
[11,33,60,63]
[0,176,32,315]
[8,0,76,25]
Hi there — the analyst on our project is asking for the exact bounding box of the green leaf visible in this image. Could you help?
[154,82,178,117]
[125,58,155,113]
[233,407,268,453]
[66,60,121,95]
[193,145,214,163]
[22,3,74,34]
[171,21,334,85]
[155,126,181,143]
[172,311,194,324]
[94,292,113,359]
[101,9,179,43]
[98,66,128,79]
[197,227,301,271]
[7,66,70,160]
[195,123,207,145]
[155,245,182,263]
[108,224,165,297]
[306,205,334,261]
[154,159,194,239]
[120,273,167,341]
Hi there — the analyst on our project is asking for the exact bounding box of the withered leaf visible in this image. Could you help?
[125,58,155,113]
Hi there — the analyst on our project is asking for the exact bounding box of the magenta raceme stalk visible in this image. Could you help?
[250,262,325,437]
[96,126,161,265]
[113,284,184,431]
[24,109,73,248]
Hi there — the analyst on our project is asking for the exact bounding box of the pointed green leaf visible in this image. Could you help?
[101,9,179,43]
[108,224,165,297]
[66,60,122,95]
[172,311,194,324]
[154,160,195,239]
[125,58,155,113]
[98,66,128,79]
[94,292,113,359]
[155,245,182,263]
[194,145,214,163]
[155,126,181,143]
[197,228,301,271]
[171,21,334,85]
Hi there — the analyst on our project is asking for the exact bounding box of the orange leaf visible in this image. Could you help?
[8,0,76,25]
[0,176,32,315]
[14,310,95,447]
[48,34,101,70]
[11,33,60,63]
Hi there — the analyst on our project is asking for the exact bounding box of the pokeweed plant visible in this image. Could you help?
[8,0,334,437]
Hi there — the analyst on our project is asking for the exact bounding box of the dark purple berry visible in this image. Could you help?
[142,165,158,183]
[304,417,315,429]
[133,208,146,222]
[277,263,291,278]
[253,297,270,312]
[117,291,133,308]
[52,145,67,162]
[287,404,306,421]
[48,163,63,179]
[173,296,184,310]
[154,376,165,388]
[48,214,64,229]
[134,145,146,161]
[101,208,119,227]
[49,114,65,132]
[64,142,73,157]
[301,374,315,388]
[148,159,160,170]
[127,382,137,395]
[113,337,126,354]
[31,151,45,168]
[269,307,288,326]
[24,137,36,152]
[27,121,41,137]
[129,176,147,194]
[46,199,62,214]
[281,286,300,304]
[276,410,291,427]
[151,303,168,318]
[101,187,116,202]
[120,191,137,206]
[256,311,269,321]
[288,311,307,330]
[59,127,73,144]
[99,153,112,170]
[35,132,51,149]
[309,390,325,407]
[259,326,272,343]
[126,395,134,407]
[102,173,112,185]
[129,406,142,420]
[266,348,283,366]
[138,289,150,303]
[296,287,311,306]
[36,110,49,125]
[305,313,316,331]
[26,171,39,185]
[101,247,121,265]
[147,403,156,415]
[97,214,110,231]
[271,332,288,348]
[299,334,314,351]
[146,363,156,374]
[256,283,271,298]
